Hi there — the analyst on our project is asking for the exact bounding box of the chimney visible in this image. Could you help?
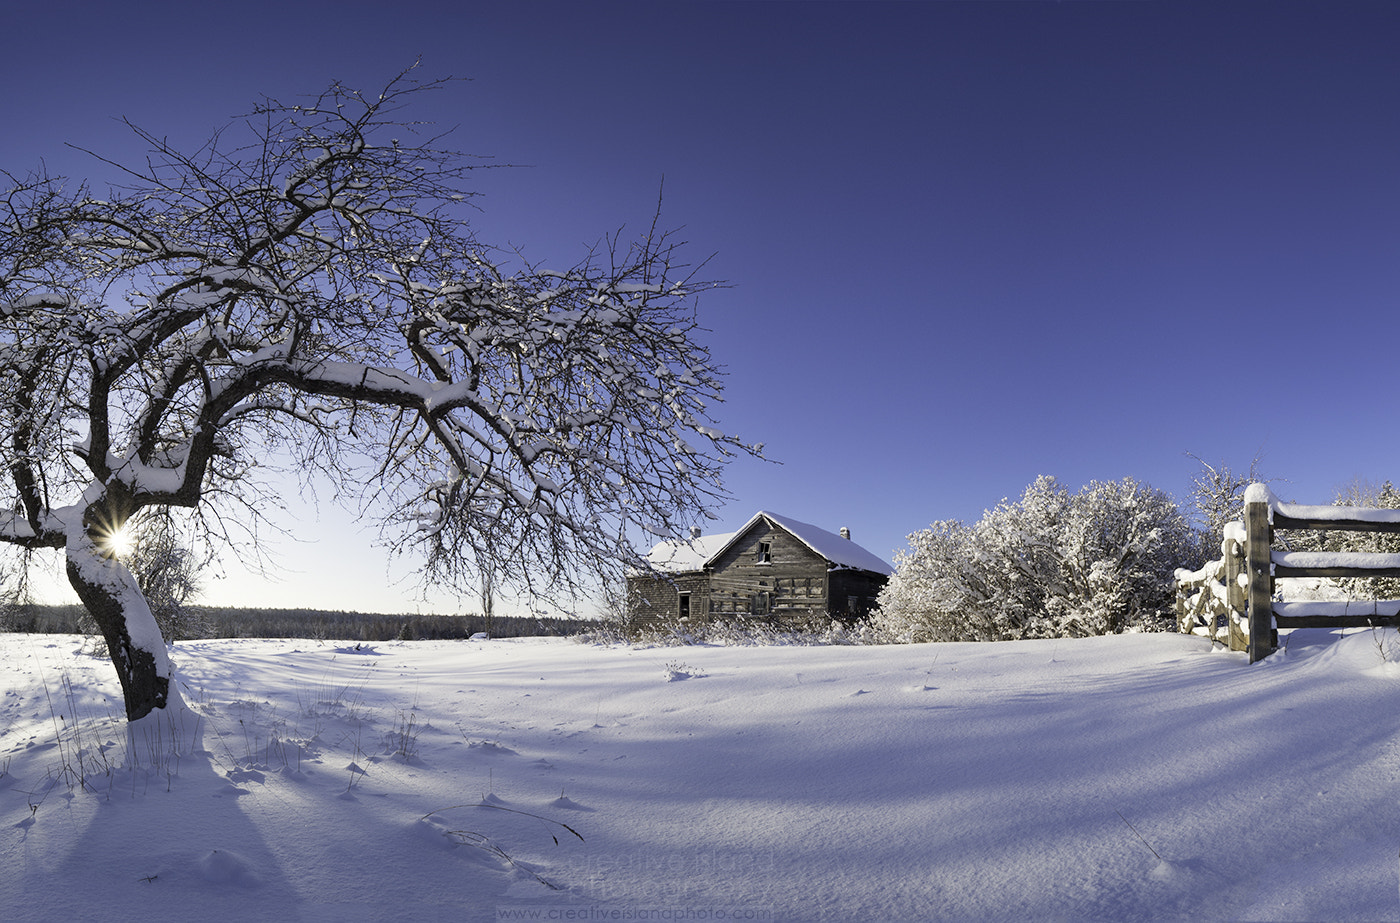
[840,527,851,540]
[690,526,703,540]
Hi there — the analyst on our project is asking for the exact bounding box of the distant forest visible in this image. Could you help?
[0,604,600,642]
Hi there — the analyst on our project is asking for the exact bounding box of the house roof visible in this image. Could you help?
[644,511,893,576]
[644,528,741,573]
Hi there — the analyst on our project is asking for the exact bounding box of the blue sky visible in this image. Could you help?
[5,1,1400,613]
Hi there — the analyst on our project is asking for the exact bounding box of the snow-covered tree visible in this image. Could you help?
[874,476,1196,641]
[0,71,757,721]
[1320,479,1400,600]
[1184,453,1264,539]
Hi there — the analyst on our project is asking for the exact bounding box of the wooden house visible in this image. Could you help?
[627,511,892,625]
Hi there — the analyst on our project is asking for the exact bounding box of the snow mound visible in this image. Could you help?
[196,849,261,886]
[550,795,593,812]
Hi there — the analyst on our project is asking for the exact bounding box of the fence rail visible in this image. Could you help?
[1173,522,1248,651]
[1175,483,1400,662]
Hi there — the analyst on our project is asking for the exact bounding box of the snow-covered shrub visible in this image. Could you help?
[873,476,1199,642]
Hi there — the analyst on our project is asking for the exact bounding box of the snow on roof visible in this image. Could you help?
[645,529,740,573]
[644,511,892,575]
[754,511,894,575]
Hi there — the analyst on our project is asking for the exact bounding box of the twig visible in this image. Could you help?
[422,802,585,842]
[1115,809,1162,861]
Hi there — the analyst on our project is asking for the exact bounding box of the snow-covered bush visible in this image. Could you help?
[874,476,1200,642]
[867,519,1005,643]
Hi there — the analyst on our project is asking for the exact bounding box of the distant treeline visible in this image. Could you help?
[0,604,601,641]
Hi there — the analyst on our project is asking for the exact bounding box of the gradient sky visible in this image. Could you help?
[5,1,1400,614]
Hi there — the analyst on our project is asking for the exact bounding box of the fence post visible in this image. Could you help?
[1174,577,1188,633]
[1244,493,1274,663]
[1223,523,1248,652]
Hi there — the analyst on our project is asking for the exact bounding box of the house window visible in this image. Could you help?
[678,593,691,619]
[758,541,772,563]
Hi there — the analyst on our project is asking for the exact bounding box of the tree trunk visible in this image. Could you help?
[65,527,173,722]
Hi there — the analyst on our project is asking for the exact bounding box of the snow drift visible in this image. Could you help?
[1,629,1397,921]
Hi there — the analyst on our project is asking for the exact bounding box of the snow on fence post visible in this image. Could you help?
[1223,521,1249,651]
[1243,485,1276,663]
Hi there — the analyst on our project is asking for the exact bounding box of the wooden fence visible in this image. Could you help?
[1175,483,1400,663]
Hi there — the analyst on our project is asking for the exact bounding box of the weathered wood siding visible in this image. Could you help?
[626,571,709,626]
[828,569,885,619]
[706,521,830,617]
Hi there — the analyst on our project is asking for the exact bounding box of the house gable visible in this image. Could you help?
[755,511,893,576]
[705,517,830,617]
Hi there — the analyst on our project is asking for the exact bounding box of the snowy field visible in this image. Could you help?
[2,629,1398,922]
